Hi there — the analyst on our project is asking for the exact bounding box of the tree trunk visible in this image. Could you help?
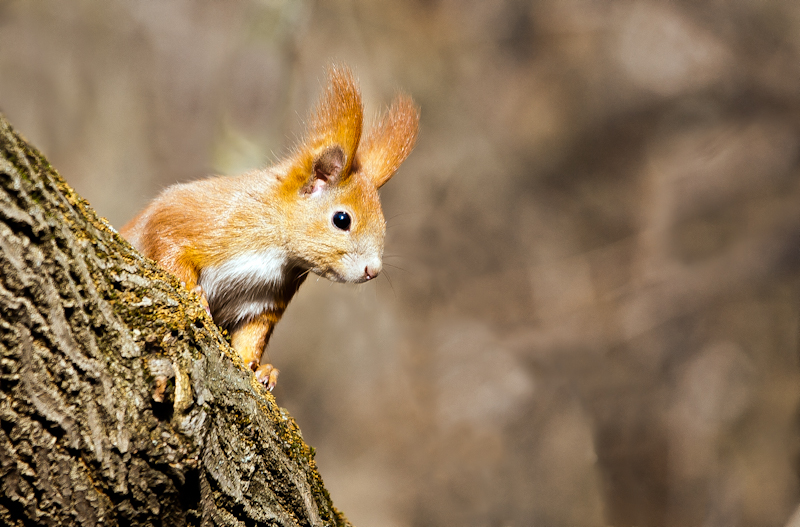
[0,113,350,527]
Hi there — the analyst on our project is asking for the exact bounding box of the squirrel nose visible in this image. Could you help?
[364,261,382,281]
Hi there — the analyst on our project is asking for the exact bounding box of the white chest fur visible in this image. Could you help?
[198,248,289,328]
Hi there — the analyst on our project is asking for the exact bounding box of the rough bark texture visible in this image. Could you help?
[0,113,350,527]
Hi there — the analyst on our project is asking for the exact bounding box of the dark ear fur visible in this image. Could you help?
[303,145,345,195]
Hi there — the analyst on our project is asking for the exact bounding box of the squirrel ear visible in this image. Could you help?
[359,93,420,189]
[303,65,363,174]
[302,145,345,196]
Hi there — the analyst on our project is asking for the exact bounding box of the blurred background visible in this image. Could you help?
[2,1,800,525]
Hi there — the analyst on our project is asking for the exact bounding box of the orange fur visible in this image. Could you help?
[360,94,420,188]
[121,65,419,391]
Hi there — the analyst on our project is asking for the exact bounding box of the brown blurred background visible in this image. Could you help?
[2,1,800,525]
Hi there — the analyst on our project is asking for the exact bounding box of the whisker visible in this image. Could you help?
[383,263,408,273]
[386,211,416,222]
[385,211,418,231]
[382,269,397,299]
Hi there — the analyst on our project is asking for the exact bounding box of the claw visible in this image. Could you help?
[249,361,279,391]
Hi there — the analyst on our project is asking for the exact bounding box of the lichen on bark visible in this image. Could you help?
[0,113,350,527]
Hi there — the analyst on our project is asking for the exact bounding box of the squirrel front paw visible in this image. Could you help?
[249,361,279,391]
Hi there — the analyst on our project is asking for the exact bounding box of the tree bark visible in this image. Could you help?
[0,113,351,527]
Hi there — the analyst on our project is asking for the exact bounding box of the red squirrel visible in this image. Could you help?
[121,65,419,390]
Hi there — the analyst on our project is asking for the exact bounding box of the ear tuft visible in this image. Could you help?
[304,64,363,173]
[359,93,420,188]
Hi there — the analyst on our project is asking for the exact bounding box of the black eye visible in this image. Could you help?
[332,211,351,231]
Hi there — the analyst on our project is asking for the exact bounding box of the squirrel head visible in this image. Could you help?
[277,65,419,283]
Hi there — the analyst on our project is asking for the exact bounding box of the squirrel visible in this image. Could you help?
[121,65,419,390]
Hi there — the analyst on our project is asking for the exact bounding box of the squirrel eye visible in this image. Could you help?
[332,211,351,231]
